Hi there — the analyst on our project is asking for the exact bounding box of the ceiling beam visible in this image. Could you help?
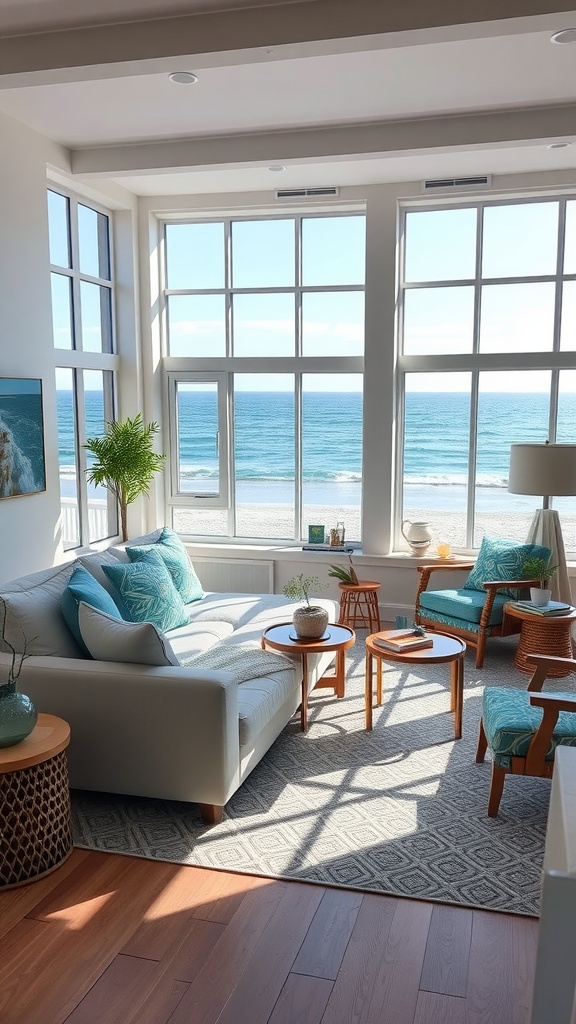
[71,103,576,176]
[0,0,575,86]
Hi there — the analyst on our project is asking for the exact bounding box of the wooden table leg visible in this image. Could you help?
[365,650,373,730]
[334,648,346,698]
[376,657,383,706]
[451,655,464,740]
[301,655,309,732]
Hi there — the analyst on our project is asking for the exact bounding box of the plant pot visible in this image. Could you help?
[530,587,551,607]
[292,606,329,640]
[0,680,37,748]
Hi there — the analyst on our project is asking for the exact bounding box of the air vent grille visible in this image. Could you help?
[275,186,340,200]
[421,175,492,193]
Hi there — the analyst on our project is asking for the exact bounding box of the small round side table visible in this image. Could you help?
[365,631,466,738]
[0,714,73,888]
[261,622,355,732]
[503,603,576,676]
[338,581,381,633]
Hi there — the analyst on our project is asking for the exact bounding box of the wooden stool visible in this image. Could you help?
[338,581,381,632]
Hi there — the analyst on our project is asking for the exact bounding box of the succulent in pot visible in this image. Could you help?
[282,574,329,639]
[522,555,559,607]
[328,547,359,586]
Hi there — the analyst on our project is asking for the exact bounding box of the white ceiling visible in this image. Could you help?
[1,1,576,196]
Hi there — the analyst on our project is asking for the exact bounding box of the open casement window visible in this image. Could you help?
[166,372,230,510]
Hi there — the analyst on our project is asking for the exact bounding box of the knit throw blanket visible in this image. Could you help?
[179,641,295,683]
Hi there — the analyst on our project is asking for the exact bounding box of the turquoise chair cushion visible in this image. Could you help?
[464,536,551,598]
[482,686,576,768]
[418,588,509,626]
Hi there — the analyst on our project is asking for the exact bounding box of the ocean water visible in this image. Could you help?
[56,390,576,509]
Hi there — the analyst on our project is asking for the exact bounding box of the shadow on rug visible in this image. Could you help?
[72,634,569,916]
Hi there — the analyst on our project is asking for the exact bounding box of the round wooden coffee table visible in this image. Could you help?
[503,603,576,676]
[0,714,72,887]
[365,631,466,738]
[261,622,355,732]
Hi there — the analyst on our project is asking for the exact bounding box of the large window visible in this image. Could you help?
[164,213,365,542]
[48,188,117,548]
[399,199,576,554]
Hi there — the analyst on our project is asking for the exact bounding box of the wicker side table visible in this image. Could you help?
[0,714,72,888]
[338,581,381,633]
[503,604,576,676]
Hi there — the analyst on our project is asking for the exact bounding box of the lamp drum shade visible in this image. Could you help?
[508,444,576,497]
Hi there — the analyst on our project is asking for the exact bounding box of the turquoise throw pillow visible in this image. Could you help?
[102,549,189,631]
[126,526,204,604]
[61,564,122,656]
[464,537,552,598]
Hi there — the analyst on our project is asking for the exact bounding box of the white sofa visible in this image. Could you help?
[0,533,339,823]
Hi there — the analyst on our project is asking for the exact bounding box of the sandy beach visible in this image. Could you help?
[173,502,546,552]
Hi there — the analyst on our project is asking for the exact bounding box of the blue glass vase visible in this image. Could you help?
[0,679,38,747]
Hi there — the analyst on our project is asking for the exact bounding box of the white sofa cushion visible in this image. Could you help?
[185,592,336,630]
[165,619,236,660]
[0,562,85,658]
[78,602,180,666]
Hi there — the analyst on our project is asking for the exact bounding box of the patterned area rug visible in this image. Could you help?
[72,634,573,916]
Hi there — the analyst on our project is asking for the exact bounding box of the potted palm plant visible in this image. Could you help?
[282,574,329,639]
[84,414,166,542]
[522,555,559,607]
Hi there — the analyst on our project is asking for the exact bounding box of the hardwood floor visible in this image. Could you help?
[0,849,539,1024]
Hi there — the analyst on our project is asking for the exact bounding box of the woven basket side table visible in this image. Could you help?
[338,581,381,633]
[0,714,72,888]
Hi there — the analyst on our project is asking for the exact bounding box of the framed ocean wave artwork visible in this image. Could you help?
[0,378,46,499]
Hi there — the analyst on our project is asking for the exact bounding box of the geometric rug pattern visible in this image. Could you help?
[72,634,575,916]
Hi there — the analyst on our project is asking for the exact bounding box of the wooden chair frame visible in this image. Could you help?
[415,562,540,668]
[476,654,576,816]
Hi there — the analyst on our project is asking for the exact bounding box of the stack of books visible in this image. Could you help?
[508,600,574,617]
[302,543,347,552]
[373,629,434,653]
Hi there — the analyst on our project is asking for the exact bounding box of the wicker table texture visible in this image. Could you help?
[503,604,576,676]
[0,714,72,888]
[338,581,381,633]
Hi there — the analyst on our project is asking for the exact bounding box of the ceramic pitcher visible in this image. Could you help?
[401,520,432,555]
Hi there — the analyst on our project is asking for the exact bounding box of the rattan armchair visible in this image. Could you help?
[476,653,576,815]
[414,536,551,668]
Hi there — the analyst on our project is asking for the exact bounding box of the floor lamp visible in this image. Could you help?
[508,443,576,604]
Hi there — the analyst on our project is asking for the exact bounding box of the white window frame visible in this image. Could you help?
[166,371,230,510]
[396,194,576,552]
[161,209,365,542]
[49,184,120,549]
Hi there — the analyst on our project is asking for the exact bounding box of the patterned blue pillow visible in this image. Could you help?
[126,527,204,604]
[464,537,552,598]
[102,549,189,632]
[61,564,121,655]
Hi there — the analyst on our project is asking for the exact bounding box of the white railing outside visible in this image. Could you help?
[61,497,109,545]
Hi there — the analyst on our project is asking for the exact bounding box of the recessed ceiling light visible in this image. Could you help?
[551,28,576,44]
[268,165,286,173]
[547,142,571,149]
[169,71,198,85]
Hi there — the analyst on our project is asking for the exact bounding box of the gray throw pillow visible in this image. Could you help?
[78,602,179,666]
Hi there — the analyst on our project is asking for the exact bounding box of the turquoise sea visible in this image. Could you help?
[56,390,576,509]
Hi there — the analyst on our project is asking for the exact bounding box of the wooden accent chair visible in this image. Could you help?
[414,536,551,668]
[476,654,576,816]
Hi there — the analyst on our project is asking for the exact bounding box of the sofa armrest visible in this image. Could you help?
[5,653,241,807]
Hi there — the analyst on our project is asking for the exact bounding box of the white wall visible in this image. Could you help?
[0,110,64,582]
[0,111,140,585]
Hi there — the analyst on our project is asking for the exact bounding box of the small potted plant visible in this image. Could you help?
[328,548,359,586]
[282,574,329,639]
[522,555,559,607]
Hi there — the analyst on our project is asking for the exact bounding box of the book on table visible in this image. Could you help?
[374,629,434,653]
[508,600,574,617]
